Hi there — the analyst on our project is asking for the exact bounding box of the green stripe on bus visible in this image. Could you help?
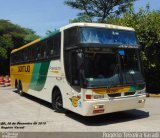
[30,61,50,91]
[129,84,145,91]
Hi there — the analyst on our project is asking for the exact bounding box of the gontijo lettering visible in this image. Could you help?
[18,65,30,72]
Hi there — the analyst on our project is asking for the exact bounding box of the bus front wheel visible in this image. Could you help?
[52,89,65,113]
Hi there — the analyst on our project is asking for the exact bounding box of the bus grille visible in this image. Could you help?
[125,92,135,96]
[108,93,121,97]
[108,92,135,97]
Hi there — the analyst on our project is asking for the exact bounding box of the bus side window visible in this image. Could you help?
[35,44,41,60]
[44,42,48,59]
[17,52,21,63]
[15,53,18,63]
[51,49,54,56]
[28,47,31,61]
[64,27,78,49]
[22,49,24,62]
[53,34,61,58]
[24,49,28,62]
[31,45,35,61]
[37,53,41,59]
[14,54,17,64]
[40,41,46,59]
[43,49,47,59]
[47,37,54,58]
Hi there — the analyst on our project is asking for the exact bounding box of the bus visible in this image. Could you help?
[10,23,146,116]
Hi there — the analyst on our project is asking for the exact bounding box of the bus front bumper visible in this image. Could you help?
[82,95,146,116]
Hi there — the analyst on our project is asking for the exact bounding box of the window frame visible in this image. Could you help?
[10,32,61,65]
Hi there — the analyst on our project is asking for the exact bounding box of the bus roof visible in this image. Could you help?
[11,38,40,53]
[11,23,135,54]
[60,22,135,31]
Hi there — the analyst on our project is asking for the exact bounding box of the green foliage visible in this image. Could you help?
[65,0,137,23]
[69,14,93,23]
[45,29,59,35]
[0,19,39,75]
[45,30,55,35]
[24,34,39,43]
[0,34,13,59]
[0,20,39,56]
[0,47,7,59]
[107,6,160,93]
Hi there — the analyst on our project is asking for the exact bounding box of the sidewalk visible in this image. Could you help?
[147,93,160,97]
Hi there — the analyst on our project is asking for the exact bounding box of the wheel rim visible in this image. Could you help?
[19,90,23,95]
[55,96,63,110]
[17,84,20,92]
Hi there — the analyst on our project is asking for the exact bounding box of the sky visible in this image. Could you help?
[0,0,159,36]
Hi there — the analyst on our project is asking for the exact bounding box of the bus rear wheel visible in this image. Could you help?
[15,80,18,89]
[52,90,65,113]
[17,81,24,96]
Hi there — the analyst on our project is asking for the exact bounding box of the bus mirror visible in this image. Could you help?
[119,50,125,56]
[77,52,83,69]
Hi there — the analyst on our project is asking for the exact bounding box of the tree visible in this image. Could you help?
[66,0,160,92]
[65,0,138,23]
[0,19,39,75]
[0,34,13,59]
[106,5,160,93]
[45,29,59,35]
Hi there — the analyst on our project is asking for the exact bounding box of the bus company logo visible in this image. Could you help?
[18,65,30,72]
[70,96,80,107]
[49,66,60,73]
[93,88,117,94]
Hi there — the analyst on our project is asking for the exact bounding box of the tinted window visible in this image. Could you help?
[11,33,61,65]
[64,27,79,49]
[41,41,46,59]
[80,27,138,45]
[47,37,54,58]
[53,33,61,57]
[46,33,61,58]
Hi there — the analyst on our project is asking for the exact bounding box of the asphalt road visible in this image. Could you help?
[0,86,160,132]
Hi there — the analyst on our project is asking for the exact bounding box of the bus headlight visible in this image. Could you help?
[137,89,146,94]
[93,104,105,114]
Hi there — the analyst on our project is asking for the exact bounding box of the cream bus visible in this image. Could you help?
[10,23,146,116]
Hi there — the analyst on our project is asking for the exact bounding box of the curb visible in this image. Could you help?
[0,84,11,87]
[147,93,160,97]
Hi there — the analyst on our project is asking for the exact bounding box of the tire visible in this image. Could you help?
[52,89,65,113]
[15,80,19,93]
[15,80,18,89]
[18,81,24,96]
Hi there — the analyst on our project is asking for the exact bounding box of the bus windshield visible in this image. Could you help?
[80,27,138,46]
[84,49,144,88]
[84,52,121,87]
